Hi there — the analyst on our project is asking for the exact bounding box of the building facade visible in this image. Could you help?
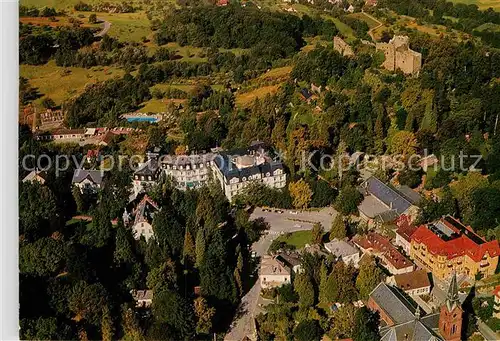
[395,215,417,255]
[388,269,431,296]
[333,36,354,57]
[71,169,104,193]
[132,153,162,197]
[353,232,414,275]
[260,255,291,289]
[376,35,422,75]
[358,176,420,227]
[368,274,463,341]
[438,274,463,341]
[160,154,216,190]
[212,144,286,202]
[493,286,500,319]
[409,216,500,280]
[324,239,360,268]
[124,194,159,241]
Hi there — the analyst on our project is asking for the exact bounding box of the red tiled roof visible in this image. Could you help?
[394,270,431,291]
[353,232,392,253]
[86,149,99,158]
[396,216,417,242]
[383,245,413,270]
[411,225,500,262]
[51,128,85,135]
[353,232,412,270]
[493,285,500,298]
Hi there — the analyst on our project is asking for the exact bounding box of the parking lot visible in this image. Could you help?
[250,206,337,233]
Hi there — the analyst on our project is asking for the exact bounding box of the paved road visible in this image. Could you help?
[478,318,499,341]
[362,11,383,41]
[224,207,337,341]
[94,18,111,37]
[250,207,337,233]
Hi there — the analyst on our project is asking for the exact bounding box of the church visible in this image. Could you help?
[368,273,463,341]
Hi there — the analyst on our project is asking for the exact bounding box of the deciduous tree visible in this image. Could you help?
[289,179,313,209]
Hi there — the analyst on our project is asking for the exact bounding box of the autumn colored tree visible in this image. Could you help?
[328,304,357,339]
[289,179,313,209]
[311,223,324,244]
[101,305,114,341]
[389,130,418,158]
[175,145,187,155]
[183,230,196,265]
[194,297,215,335]
[355,255,384,299]
[195,228,206,268]
[329,214,347,240]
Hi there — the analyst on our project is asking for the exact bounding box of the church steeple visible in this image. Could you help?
[445,272,460,312]
[439,272,463,341]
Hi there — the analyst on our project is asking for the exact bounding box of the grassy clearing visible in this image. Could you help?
[139,98,187,113]
[152,83,196,93]
[274,230,312,249]
[21,0,96,9]
[20,16,95,28]
[323,15,356,42]
[449,0,500,11]
[20,60,125,106]
[258,66,292,81]
[138,99,168,113]
[82,11,152,43]
[235,84,281,107]
[151,83,225,93]
[347,12,380,29]
[21,0,144,10]
[474,22,500,32]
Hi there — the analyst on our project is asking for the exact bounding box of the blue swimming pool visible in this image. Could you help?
[126,117,158,123]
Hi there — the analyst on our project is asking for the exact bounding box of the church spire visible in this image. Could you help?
[446,272,460,312]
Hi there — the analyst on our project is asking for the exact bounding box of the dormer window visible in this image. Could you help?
[266,172,270,177]
[242,177,247,181]
[173,166,176,170]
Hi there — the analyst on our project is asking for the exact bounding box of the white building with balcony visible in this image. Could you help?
[212,143,286,202]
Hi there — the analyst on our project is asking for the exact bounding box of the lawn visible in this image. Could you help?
[322,15,356,42]
[449,0,500,11]
[138,98,187,113]
[347,12,380,29]
[20,16,94,28]
[81,11,152,43]
[274,230,313,249]
[235,84,281,107]
[474,22,500,32]
[20,60,125,106]
[258,66,293,81]
[21,0,143,10]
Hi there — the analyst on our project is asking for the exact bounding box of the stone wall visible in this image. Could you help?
[333,36,354,57]
[376,35,422,75]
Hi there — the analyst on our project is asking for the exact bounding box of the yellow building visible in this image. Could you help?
[409,216,499,280]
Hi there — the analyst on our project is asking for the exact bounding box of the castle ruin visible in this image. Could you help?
[376,35,422,75]
[333,36,354,57]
